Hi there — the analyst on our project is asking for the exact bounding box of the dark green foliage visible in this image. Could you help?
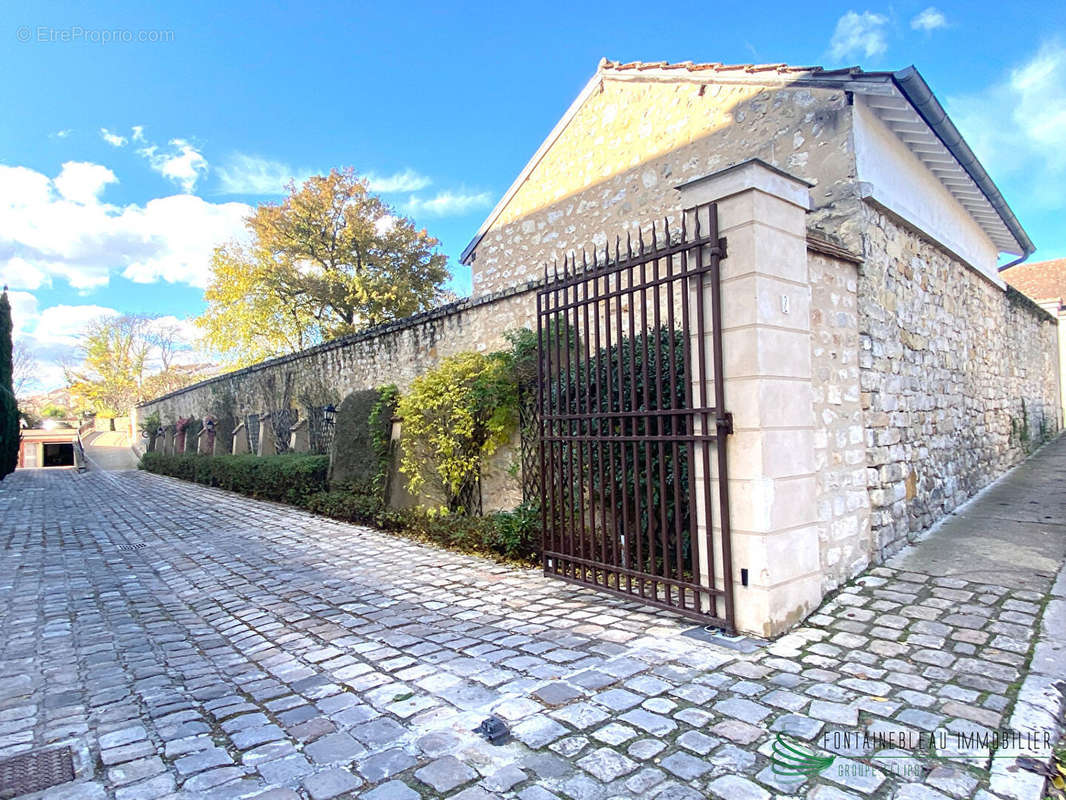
[140,452,328,505]
[489,501,540,561]
[545,326,690,575]
[304,489,404,530]
[184,418,202,454]
[303,489,539,563]
[138,446,538,563]
[0,291,17,479]
[368,385,398,499]
[330,387,394,492]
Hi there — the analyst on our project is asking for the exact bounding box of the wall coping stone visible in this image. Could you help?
[676,158,814,210]
[136,278,546,408]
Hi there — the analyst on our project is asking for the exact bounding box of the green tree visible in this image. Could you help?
[198,168,450,366]
[66,315,150,415]
[0,289,18,478]
[65,314,204,415]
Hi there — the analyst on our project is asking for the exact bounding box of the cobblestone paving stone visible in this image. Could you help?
[0,468,1054,799]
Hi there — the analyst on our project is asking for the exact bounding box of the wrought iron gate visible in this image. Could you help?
[536,202,735,629]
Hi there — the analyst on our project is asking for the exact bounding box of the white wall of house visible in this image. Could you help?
[852,98,1002,285]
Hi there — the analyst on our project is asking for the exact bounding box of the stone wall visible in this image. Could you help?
[808,246,873,592]
[469,79,860,296]
[858,203,1061,555]
[138,286,539,512]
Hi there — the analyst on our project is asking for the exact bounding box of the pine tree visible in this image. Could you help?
[0,287,19,478]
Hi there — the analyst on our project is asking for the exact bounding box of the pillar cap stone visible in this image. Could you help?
[677,158,813,210]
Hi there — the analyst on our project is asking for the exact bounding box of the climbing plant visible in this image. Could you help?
[368,384,398,500]
[397,350,519,514]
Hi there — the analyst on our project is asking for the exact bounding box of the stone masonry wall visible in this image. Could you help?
[470,79,861,296]
[858,204,1061,555]
[138,287,539,511]
[808,248,873,592]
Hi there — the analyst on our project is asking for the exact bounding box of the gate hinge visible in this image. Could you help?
[718,236,728,259]
[716,412,734,436]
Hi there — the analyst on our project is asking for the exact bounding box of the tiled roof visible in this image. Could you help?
[599,59,830,74]
[1002,258,1066,303]
[460,58,1029,265]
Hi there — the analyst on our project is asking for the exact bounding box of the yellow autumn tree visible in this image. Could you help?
[198,168,450,366]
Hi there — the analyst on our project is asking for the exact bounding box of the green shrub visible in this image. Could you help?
[490,501,540,561]
[397,351,518,514]
[304,488,404,530]
[139,452,328,505]
[139,453,540,564]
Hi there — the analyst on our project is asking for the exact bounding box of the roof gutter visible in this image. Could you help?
[892,65,1034,258]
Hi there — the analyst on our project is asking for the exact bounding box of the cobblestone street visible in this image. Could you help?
[2,445,1065,800]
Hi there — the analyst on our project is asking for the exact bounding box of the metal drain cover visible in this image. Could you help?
[118,543,147,552]
[0,747,75,798]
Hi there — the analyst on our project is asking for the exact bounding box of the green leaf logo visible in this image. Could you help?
[771,734,836,776]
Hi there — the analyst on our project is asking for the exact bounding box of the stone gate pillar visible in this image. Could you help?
[231,422,249,455]
[257,413,276,457]
[678,159,821,637]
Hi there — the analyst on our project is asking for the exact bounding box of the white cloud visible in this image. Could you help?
[118,194,250,285]
[367,169,432,193]
[131,125,145,143]
[11,298,108,392]
[11,297,208,392]
[100,128,127,147]
[829,10,889,60]
[216,157,432,197]
[0,162,250,291]
[215,154,316,195]
[51,129,72,139]
[35,304,120,347]
[403,190,492,217]
[6,291,40,337]
[54,161,117,205]
[374,215,397,236]
[0,257,50,291]
[948,41,1066,206]
[138,138,209,193]
[911,7,947,32]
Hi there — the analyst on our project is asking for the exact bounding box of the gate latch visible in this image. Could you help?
[716,412,734,436]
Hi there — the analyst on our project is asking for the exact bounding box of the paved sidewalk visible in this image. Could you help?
[1,439,1065,800]
[83,431,139,471]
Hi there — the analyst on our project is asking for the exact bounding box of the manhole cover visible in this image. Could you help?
[0,747,75,798]
[118,543,147,552]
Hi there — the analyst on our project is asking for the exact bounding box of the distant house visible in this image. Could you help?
[1003,257,1066,308]
[1003,257,1066,421]
[18,427,78,468]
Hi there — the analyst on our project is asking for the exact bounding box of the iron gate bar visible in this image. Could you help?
[536,202,734,629]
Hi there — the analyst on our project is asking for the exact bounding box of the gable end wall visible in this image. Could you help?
[469,79,861,296]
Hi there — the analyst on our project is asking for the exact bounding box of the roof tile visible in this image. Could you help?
[599,58,825,75]
[1002,258,1066,304]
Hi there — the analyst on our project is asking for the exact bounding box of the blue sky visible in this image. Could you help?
[3,0,1065,391]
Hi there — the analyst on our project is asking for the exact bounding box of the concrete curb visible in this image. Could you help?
[989,563,1066,799]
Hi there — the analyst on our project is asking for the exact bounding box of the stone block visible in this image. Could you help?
[230,423,249,455]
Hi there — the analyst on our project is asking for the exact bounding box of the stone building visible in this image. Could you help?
[137,59,1060,636]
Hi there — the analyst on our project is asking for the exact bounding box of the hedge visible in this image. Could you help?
[139,452,328,506]
[305,490,539,563]
[138,451,540,564]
